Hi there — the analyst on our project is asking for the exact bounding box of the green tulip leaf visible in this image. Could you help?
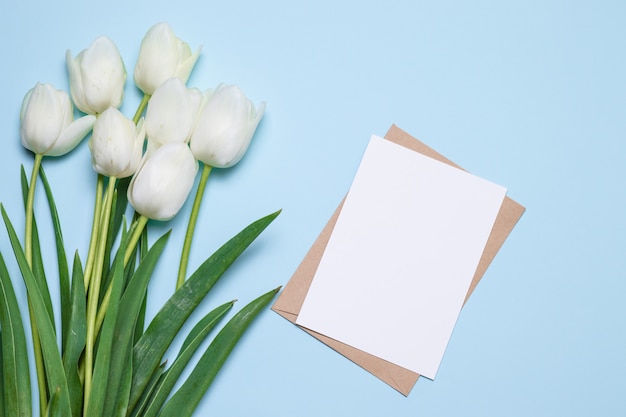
[45,387,60,417]
[101,230,170,417]
[0,331,4,417]
[62,253,86,417]
[127,209,280,412]
[159,287,280,417]
[138,300,234,417]
[28,216,54,325]
[133,292,147,344]
[1,205,71,416]
[20,166,56,332]
[39,165,71,351]
[0,253,32,417]
[85,225,129,417]
[178,301,235,355]
[108,177,131,257]
[132,215,150,344]
[128,361,166,417]
[109,344,133,417]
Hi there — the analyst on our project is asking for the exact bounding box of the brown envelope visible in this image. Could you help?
[271,124,525,395]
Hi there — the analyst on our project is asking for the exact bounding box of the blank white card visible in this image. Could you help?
[296,135,506,379]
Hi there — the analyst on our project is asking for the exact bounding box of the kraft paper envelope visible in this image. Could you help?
[272,124,525,395]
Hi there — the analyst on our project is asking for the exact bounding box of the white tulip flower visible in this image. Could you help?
[20,83,96,156]
[127,142,198,221]
[189,84,265,168]
[134,22,201,95]
[66,36,126,115]
[89,107,145,178]
[145,77,202,146]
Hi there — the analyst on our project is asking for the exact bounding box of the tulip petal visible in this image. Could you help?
[66,50,90,114]
[145,78,202,144]
[128,119,147,175]
[222,100,265,167]
[173,46,202,84]
[19,87,34,121]
[47,115,96,156]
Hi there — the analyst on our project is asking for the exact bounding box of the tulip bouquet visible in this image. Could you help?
[1,22,278,417]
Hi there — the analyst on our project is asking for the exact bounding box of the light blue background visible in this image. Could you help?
[1,1,625,416]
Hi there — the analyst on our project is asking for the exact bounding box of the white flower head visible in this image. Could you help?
[134,22,201,95]
[66,36,126,115]
[127,142,198,221]
[20,82,95,156]
[189,84,265,168]
[89,107,145,178]
[145,77,202,146]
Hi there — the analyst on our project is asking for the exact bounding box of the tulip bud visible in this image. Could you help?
[189,84,265,168]
[127,142,198,221]
[20,83,96,156]
[89,107,145,178]
[134,22,201,95]
[145,77,202,146]
[66,36,126,115]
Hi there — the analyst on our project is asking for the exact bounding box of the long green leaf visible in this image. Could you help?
[20,166,56,332]
[159,287,280,417]
[39,165,71,350]
[138,301,234,417]
[85,232,127,417]
[128,209,280,412]
[1,205,71,416]
[29,217,55,327]
[106,177,130,262]
[45,387,60,417]
[133,294,147,344]
[111,346,133,417]
[109,177,131,255]
[178,301,235,355]
[0,331,5,417]
[62,253,86,417]
[128,362,166,417]
[132,216,149,344]
[99,217,137,307]
[101,231,170,417]
[0,253,31,417]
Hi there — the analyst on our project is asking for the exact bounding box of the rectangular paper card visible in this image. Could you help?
[272,124,525,394]
[295,135,507,379]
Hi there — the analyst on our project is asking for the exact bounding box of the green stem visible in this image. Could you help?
[25,153,43,266]
[176,163,212,289]
[83,175,104,289]
[25,153,48,417]
[94,214,148,336]
[125,214,149,266]
[133,94,150,124]
[83,176,116,413]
